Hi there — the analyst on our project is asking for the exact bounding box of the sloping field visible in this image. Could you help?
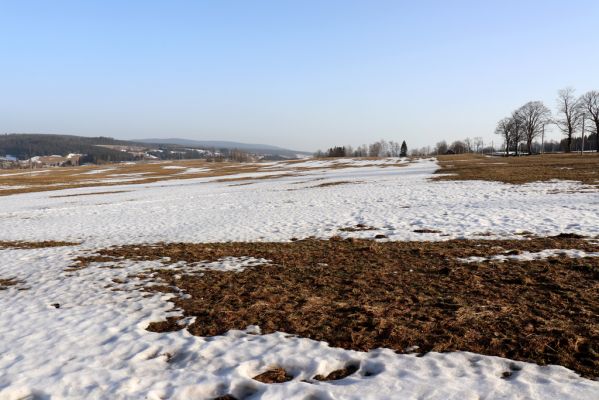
[0,157,598,399]
[0,157,406,196]
[435,153,599,185]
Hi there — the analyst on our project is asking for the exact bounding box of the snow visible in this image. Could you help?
[107,172,153,177]
[1,158,599,399]
[460,249,599,263]
[80,168,117,175]
[0,185,28,191]
[176,167,211,174]
[0,159,597,246]
[0,247,597,400]
[162,165,187,169]
[193,256,271,272]
[268,158,407,170]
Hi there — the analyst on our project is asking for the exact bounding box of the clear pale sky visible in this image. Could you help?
[1,1,598,152]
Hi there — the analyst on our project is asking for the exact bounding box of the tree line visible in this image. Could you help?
[316,140,408,158]
[495,88,599,155]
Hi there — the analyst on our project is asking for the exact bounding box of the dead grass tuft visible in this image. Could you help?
[339,224,377,232]
[313,364,359,381]
[413,229,442,234]
[0,278,20,290]
[252,367,294,384]
[311,181,359,188]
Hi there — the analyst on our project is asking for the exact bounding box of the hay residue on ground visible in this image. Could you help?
[75,237,599,378]
[0,241,79,250]
[434,153,599,185]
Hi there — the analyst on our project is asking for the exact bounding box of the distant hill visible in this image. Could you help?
[0,134,309,164]
[0,133,210,163]
[0,134,144,162]
[139,138,311,157]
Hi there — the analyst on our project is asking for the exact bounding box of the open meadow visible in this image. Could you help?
[0,154,598,399]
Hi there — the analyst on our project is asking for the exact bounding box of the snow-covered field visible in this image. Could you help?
[0,158,598,399]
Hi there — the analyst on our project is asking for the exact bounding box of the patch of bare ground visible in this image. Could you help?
[76,236,599,378]
[339,224,377,232]
[434,153,599,185]
[311,180,360,188]
[252,367,294,384]
[313,364,360,381]
[215,173,298,183]
[49,190,131,198]
[0,240,79,250]
[0,278,20,290]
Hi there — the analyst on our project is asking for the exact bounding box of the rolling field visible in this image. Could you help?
[0,155,598,399]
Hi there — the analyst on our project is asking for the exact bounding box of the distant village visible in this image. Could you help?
[0,144,226,169]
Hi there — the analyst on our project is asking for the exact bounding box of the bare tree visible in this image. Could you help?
[495,117,513,156]
[450,140,467,154]
[368,142,382,157]
[473,137,484,153]
[515,101,551,154]
[579,90,599,152]
[509,112,526,156]
[463,137,473,153]
[555,88,583,152]
[435,141,448,155]
[389,141,401,157]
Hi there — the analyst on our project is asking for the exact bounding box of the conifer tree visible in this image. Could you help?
[400,141,408,157]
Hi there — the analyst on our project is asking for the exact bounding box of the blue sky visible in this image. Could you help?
[1,1,598,151]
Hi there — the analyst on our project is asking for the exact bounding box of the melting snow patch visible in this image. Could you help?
[0,185,29,190]
[177,167,211,174]
[80,168,116,175]
[194,256,271,272]
[459,249,599,263]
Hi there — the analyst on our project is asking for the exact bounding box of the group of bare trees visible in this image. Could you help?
[318,139,408,158]
[496,88,599,155]
[434,137,488,155]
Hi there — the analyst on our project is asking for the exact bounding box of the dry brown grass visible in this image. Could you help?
[0,158,407,196]
[0,240,79,249]
[434,153,599,185]
[311,180,359,188]
[76,236,599,377]
[49,190,131,198]
[0,161,267,196]
[252,367,294,384]
[0,278,19,290]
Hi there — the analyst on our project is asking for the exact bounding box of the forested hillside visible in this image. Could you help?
[0,134,142,161]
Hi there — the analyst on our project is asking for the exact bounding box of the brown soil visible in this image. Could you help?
[434,153,599,185]
[76,236,599,378]
[0,240,79,249]
[252,367,294,384]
